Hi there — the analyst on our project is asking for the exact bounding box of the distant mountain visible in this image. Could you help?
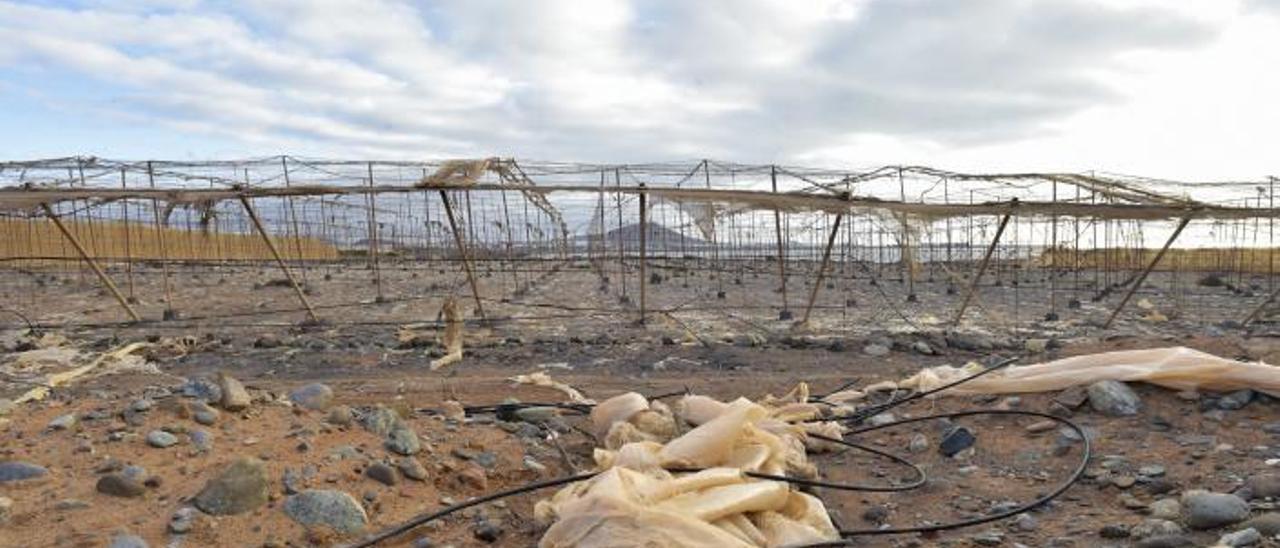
[576,222,709,250]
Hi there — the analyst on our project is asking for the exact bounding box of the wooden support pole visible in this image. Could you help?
[1104,214,1193,329]
[771,165,790,318]
[798,213,844,326]
[238,196,319,323]
[440,190,487,321]
[41,203,141,322]
[638,183,648,324]
[951,211,1013,326]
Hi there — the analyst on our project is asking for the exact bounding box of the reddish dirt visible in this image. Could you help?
[3,328,1280,547]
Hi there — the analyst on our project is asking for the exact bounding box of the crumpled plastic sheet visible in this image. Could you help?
[895,346,1280,397]
[536,385,844,547]
[429,298,464,371]
[7,342,153,404]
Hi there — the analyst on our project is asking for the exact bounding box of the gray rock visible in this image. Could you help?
[1135,536,1194,548]
[107,534,149,548]
[0,461,48,483]
[190,430,214,452]
[361,406,402,437]
[1244,474,1280,500]
[863,343,891,357]
[122,465,148,481]
[218,373,251,411]
[1243,513,1280,536]
[911,341,935,355]
[283,490,368,534]
[866,413,896,427]
[1219,527,1261,547]
[47,413,76,431]
[181,377,222,403]
[169,507,197,534]
[97,474,146,497]
[907,433,928,454]
[1012,512,1038,531]
[385,425,422,456]
[1183,492,1250,530]
[326,405,354,426]
[514,406,559,424]
[366,463,398,486]
[130,399,153,412]
[473,520,503,543]
[0,398,13,417]
[1140,465,1167,478]
[945,331,997,351]
[399,457,428,481]
[970,529,1004,546]
[1132,519,1183,539]
[193,457,269,515]
[147,430,179,448]
[289,383,333,411]
[1149,498,1181,520]
[939,426,976,457]
[1218,390,1256,411]
[1086,380,1142,416]
[190,401,220,426]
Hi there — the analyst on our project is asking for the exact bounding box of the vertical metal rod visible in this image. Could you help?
[1104,214,1192,329]
[638,183,648,324]
[897,167,914,297]
[952,211,1013,326]
[1050,179,1059,314]
[614,168,627,301]
[771,165,789,316]
[440,190,486,321]
[281,156,308,283]
[703,160,723,296]
[146,162,175,317]
[41,203,141,322]
[366,162,384,302]
[119,167,136,300]
[799,213,845,326]
[238,196,318,322]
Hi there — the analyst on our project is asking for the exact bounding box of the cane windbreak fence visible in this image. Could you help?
[1,156,1278,335]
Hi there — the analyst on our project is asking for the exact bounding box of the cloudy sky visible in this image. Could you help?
[0,0,1277,179]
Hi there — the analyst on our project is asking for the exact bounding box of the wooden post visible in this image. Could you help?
[771,165,790,318]
[638,183,648,324]
[1104,214,1193,329]
[798,213,844,326]
[238,195,319,323]
[41,203,141,322]
[951,210,1013,326]
[440,190,486,321]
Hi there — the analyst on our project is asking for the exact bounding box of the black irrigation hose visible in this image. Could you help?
[344,426,928,548]
[346,363,1093,547]
[814,409,1092,543]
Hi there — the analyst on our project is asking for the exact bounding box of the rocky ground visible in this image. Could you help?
[6,290,1280,546]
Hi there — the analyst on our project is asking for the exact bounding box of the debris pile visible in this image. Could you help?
[533,386,843,547]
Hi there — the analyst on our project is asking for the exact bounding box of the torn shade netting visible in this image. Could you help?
[894,346,1280,397]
